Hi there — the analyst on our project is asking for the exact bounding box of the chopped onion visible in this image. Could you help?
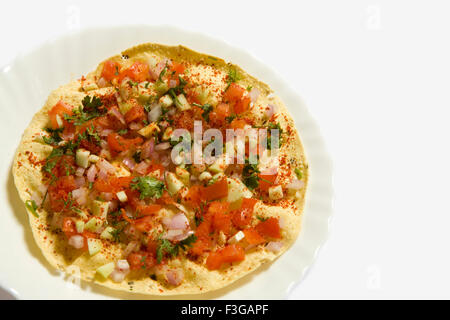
[165,268,184,286]
[31,191,43,207]
[163,213,189,230]
[152,59,170,80]
[266,241,283,253]
[163,229,185,240]
[51,214,64,229]
[116,260,130,272]
[108,200,119,213]
[278,217,286,229]
[72,187,88,206]
[169,79,177,88]
[97,159,116,174]
[265,104,278,118]
[160,155,171,167]
[173,230,194,242]
[110,270,126,283]
[123,241,139,257]
[155,142,170,151]
[68,235,85,249]
[286,179,304,190]
[129,122,143,131]
[100,129,113,137]
[101,192,113,201]
[86,164,97,182]
[134,161,149,175]
[74,176,85,188]
[148,103,162,122]
[61,131,74,141]
[75,167,85,177]
[141,139,154,160]
[249,88,260,102]
[97,77,108,88]
[109,106,126,125]
[122,157,136,170]
[97,168,108,180]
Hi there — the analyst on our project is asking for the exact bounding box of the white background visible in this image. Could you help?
[1,0,450,299]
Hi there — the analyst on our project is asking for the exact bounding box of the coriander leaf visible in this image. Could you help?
[177,234,197,250]
[131,176,165,200]
[295,168,303,180]
[256,215,269,222]
[43,127,63,146]
[225,114,237,123]
[25,200,39,217]
[225,67,241,90]
[242,161,260,190]
[193,103,213,122]
[64,95,105,125]
[132,151,141,163]
[156,239,177,264]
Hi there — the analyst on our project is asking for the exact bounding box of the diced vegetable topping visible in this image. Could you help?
[33,54,298,287]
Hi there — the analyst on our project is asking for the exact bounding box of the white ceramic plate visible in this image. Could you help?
[0,25,333,300]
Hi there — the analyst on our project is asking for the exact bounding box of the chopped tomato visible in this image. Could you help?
[101,60,120,81]
[184,185,203,207]
[148,163,165,175]
[124,105,146,124]
[234,96,251,114]
[62,218,76,238]
[243,228,265,245]
[121,62,149,82]
[48,101,73,129]
[258,173,277,192]
[223,83,246,103]
[212,211,232,235]
[121,208,135,224]
[127,252,144,270]
[190,238,210,256]
[215,103,231,122]
[255,217,281,239]
[155,190,175,206]
[146,240,158,256]
[107,132,143,152]
[209,201,231,235]
[136,204,162,216]
[48,175,77,212]
[58,175,78,191]
[94,176,133,193]
[231,198,257,228]
[229,118,247,129]
[171,62,185,76]
[81,231,97,251]
[208,201,230,215]
[134,216,154,232]
[206,244,245,270]
[195,215,213,240]
[202,178,229,201]
[47,155,76,178]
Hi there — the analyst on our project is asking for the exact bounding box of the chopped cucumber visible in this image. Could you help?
[159,94,173,108]
[227,178,253,203]
[138,122,160,138]
[165,172,185,195]
[100,226,116,241]
[175,93,191,111]
[91,200,109,219]
[85,217,102,233]
[75,220,85,233]
[175,167,190,186]
[96,262,115,279]
[87,238,102,256]
[76,149,90,168]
